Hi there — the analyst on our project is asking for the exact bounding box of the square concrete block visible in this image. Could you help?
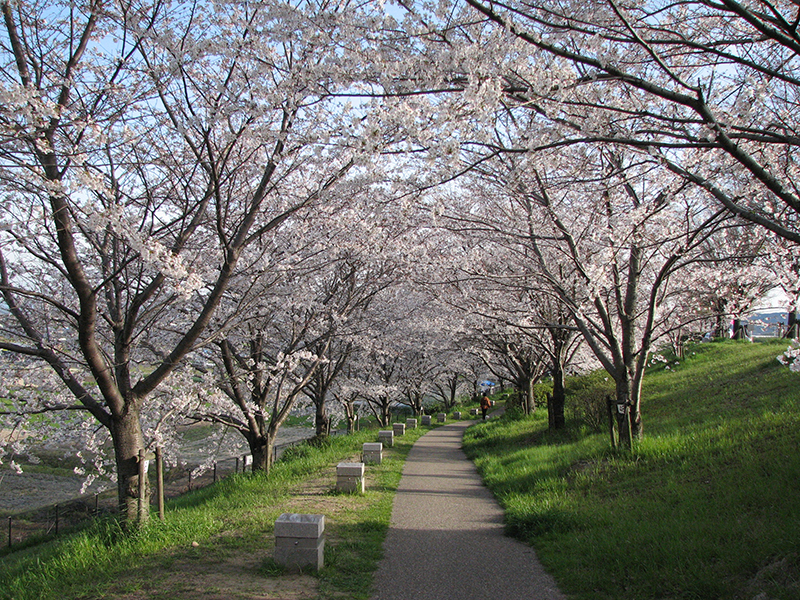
[337,462,365,493]
[406,418,417,429]
[362,442,383,464]
[274,513,325,571]
[274,538,325,571]
[274,513,325,539]
[437,412,446,423]
[378,430,394,447]
[392,422,406,436]
[421,415,432,426]
[470,408,479,416]
[337,462,365,477]
[337,475,365,493]
[276,535,324,550]
[453,411,462,419]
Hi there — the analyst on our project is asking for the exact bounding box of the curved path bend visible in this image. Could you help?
[371,419,566,600]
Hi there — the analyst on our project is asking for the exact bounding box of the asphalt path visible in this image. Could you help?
[371,419,566,600]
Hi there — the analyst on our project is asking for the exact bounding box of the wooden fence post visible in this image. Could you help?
[623,404,633,452]
[156,446,165,521]
[138,449,147,523]
[606,395,617,449]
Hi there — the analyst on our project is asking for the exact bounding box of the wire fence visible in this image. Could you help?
[3,436,312,550]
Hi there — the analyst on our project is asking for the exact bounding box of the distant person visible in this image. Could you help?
[480,394,492,420]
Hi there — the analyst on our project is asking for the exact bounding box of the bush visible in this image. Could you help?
[565,370,615,432]
[499,382,553,413]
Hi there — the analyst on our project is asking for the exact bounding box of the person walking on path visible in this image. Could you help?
[370,420,565,600]
[480,394,492,420]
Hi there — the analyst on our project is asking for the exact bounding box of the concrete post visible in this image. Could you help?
[336,462,365,493]
[274,513,325,571]
[362,442,383,465]
[378,430,394,447]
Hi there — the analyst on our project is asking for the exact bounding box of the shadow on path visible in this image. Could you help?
[370,421,565,600]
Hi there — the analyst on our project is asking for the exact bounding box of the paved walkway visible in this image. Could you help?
[371,420,566,600]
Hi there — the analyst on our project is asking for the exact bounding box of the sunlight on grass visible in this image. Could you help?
[464,340,800,600]
[0,425,432,600]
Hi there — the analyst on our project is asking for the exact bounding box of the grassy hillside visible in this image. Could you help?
[463,339,800,600]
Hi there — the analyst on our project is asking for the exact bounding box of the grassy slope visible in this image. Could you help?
[463,339,800,600]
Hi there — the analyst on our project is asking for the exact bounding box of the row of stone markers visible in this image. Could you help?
[273,410,481,572]
[335,417,420,495]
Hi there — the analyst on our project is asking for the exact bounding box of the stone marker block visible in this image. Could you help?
[406,418,418,429]
[378,429,394,447]
[470,408,479,416]
[393,422,406,437]
[453,411,462,420]
[337,462,365,493]
[437,412,446,423]
[274,513,325,571]
[421,415,432,426]
[362,442,383,464]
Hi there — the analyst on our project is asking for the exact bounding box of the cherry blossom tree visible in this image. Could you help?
[681,228,775,339]
[429,354,471,412]
[430,136,738,442]
[0,0,389,522]
[299,232,406,437]
[463,0,800,246]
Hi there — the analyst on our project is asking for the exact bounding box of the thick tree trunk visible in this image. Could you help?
[524,377,536,415]
[315,401,330,438]
[111,410,148,524]
[343,401,357,433]
[614,385,632,449]
[549,366,566,430]
[379,400,391,427]
[713,311,727,338]
[251,435,271,473]
[615,375,643,447]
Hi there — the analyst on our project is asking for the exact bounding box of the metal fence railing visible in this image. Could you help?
[3,436,313,550]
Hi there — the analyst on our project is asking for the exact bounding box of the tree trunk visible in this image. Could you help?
[713,310,727,338]
[111,410,148,525]
[732,318,746,339]
[251,435,270,473]
[614,376,643,447]
[549,366,566,430]
[786,310,799,339]
[343,400,357,433]
[619,373,644,442]
[613,380,632,450]
[315,400,330,438]
[380,400,391,427]
[524,377,535,415]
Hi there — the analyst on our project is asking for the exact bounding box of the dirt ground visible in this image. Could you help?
[96,473,359,600]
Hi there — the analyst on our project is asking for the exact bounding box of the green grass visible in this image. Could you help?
[0,424,433,600]
[464,339,800,600]
[5,341,798,600]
